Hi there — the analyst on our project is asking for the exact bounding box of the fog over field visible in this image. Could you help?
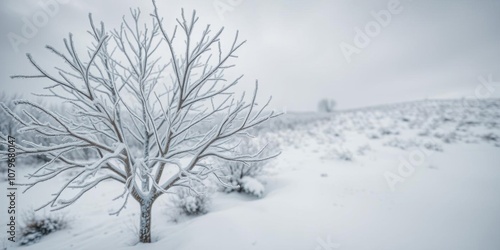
[1,0,500,110]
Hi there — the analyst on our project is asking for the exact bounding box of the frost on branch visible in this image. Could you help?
[1,1,279,243]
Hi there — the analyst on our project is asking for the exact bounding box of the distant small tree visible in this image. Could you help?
[1,1,279,243]
[318,98,336,113]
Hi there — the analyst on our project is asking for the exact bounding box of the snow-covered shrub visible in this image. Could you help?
[367,132,380,139]
[19,211,68,246]
[441,132,459,144]
[165,181,217,223]
[464,137,479,144]
[383,138,420,150]
[481,133,499,142]
[221,159,267,197]
[218,136,278,197]
[334,148,354,161]
[423,141,444,152]
[418,129,431,137]
[322,147,354,161]
[401,117,411,123]
[433,130,446,139]
[379,127,399,136]
[169,188,213,217]
[239,176,265,198]
[356,144,372,155]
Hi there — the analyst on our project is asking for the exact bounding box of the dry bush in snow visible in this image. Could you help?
[19,211,68,246]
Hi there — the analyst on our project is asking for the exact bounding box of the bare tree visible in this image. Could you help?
[318,98,336,113]
[1,1,279,243]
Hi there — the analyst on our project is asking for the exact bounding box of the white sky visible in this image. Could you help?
[1,0,499,111]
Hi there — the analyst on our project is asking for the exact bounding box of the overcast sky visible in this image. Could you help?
[1,0,499,111]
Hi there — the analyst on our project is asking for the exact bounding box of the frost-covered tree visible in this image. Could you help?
[0,1,278,243]
[318,98,336,113]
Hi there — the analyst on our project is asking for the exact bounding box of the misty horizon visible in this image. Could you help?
[1,0,499,111]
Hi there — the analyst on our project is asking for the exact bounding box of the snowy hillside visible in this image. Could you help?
[3,98,500,250]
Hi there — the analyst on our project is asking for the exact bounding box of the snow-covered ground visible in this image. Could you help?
[3,99,500,250]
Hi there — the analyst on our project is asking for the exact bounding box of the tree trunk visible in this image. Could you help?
[139,199,153,243]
